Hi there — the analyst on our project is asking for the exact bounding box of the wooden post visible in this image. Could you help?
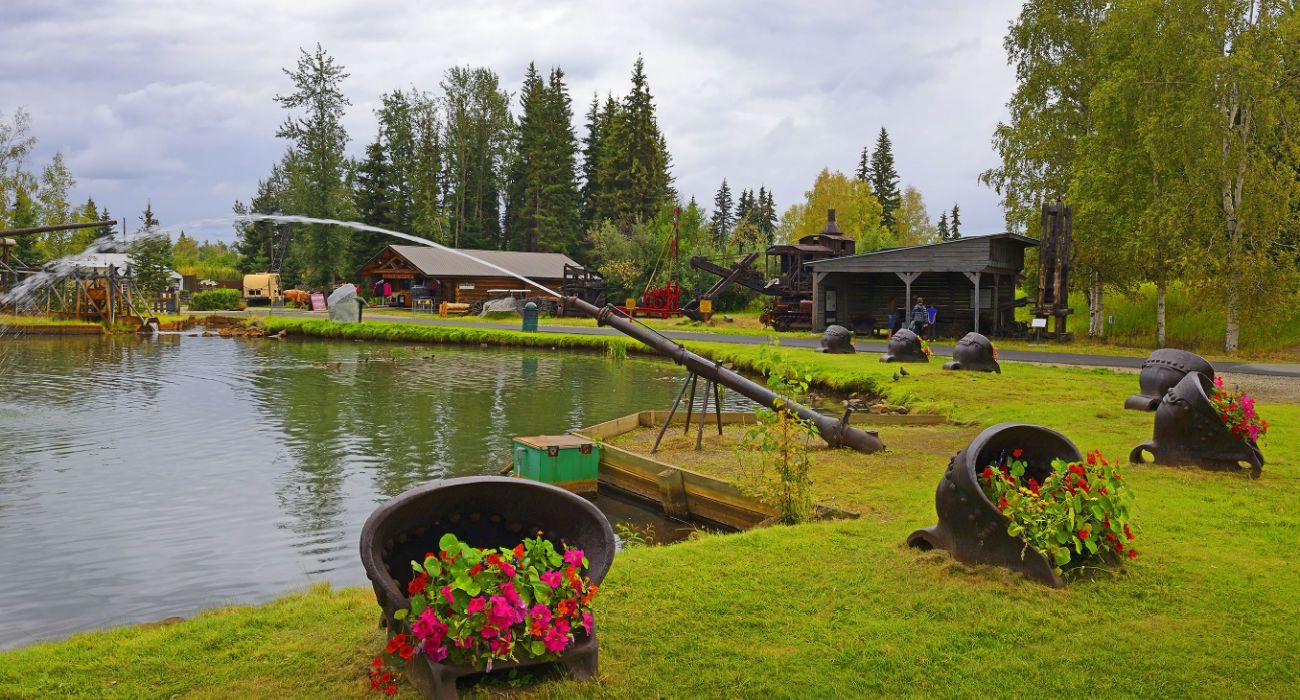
[993,273,1001,335]
[895,272,920,325]
[656,468,690,519]
[963,272,982,335]
[1053,205,1072,336]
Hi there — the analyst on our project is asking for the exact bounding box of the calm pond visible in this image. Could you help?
[0,334,752,649]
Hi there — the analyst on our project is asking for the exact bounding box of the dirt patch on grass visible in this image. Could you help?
[605,422,978,515]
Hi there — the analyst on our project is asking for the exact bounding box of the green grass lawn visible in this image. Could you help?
[2,325,1297,698]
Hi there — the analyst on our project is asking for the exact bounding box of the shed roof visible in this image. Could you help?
[363,245,581,280]
[806,233,1037,274]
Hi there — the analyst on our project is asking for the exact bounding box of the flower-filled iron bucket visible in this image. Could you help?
[879,329,929,363]
[1129,371,1264,479]
[907,423,1080,588]
[360,476,616,699]
[941,332,1001,373]
[817,324,855,354]
[1124,348,1214,411]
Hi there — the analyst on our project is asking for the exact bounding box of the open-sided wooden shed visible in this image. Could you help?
[806,234,1038,337]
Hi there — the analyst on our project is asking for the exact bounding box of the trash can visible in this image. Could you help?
[522,301,539,332]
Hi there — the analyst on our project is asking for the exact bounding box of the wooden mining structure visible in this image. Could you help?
[0,220,154,326]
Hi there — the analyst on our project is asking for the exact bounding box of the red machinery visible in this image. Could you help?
[616,206,684,319]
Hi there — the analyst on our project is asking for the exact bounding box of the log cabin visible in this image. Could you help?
[357,245,583,307]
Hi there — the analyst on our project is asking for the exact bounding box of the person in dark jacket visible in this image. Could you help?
[910,296,927,334]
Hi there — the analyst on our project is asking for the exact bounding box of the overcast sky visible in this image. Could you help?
[1,0,1024,244]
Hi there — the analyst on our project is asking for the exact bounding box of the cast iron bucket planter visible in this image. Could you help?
[879,329,930,363]
[941,332,1001,373]
[817,324,856,354]
[907,423,1082,588]
[1130,371,1264,479]
[360,476,616,700]
[1124,348,1214,411]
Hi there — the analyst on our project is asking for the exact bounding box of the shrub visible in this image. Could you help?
[190,289,242,311]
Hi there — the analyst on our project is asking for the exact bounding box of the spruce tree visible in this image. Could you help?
[603,56,673,225]
[505,64,582,255]
[275,44,353,287]
[710,179,734,245]
[130,202,174,293]
[440,66,513,249]
[936,211,950,241]
[855,146,870,181]
[579,94,604,230]
[867,127,901,229]
[735,188,755,226]
[758,187,777,246]
[949,203,961,239]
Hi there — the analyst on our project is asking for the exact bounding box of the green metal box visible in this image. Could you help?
[513,434,600,495]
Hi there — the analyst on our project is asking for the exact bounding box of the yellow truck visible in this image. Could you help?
[242,273,283,305]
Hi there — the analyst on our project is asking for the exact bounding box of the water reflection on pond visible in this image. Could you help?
[0,334,751,649]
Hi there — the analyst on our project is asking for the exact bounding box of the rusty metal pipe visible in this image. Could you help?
[0,220,118,237]
[565,296,886,454]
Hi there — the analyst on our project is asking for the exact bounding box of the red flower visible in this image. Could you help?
[399,644,414,661]
[1011,448,1024,458]
[1124,524,1135,541]
[997,496,1009,510]
[1113,542,1124,553]
[981,467,994,480]
[512,543,526,560]
[407,573,429,596]
[1086,452,1097,465]
[371,657,384,668]
[1077,529,1090,541]
[384,684,397,695]
[1128,549,1138,560]
[385,635,406,654]
[468,564,483,577]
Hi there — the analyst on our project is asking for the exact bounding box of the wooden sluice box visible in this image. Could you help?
[511,435,600,496]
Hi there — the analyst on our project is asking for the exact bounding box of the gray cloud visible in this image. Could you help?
[1,0,1023,243]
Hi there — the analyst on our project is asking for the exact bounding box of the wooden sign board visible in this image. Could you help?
[1031,317,1048,328]
[310,293,327,311]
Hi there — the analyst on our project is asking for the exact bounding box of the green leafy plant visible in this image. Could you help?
[738,342,817,524]
[189,289,242,311]
[369,534,599,694]
[980,449,1137,574]
[613,522,656,548]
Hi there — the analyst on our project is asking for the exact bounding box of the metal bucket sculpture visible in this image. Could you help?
[1124,349,1214,411]
[879,329,929,363]
[817,324,855,354]
[1130,372,1264,479]
[360,477,616,699]
[907,423,1082,588]
[941,332,1001,373]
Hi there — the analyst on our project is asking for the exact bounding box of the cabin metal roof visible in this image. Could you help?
[362,245,580,279]
[806,233,1038,274]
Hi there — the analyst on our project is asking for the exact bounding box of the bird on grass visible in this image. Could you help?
[892,372,901,381]
[899,367,909,377]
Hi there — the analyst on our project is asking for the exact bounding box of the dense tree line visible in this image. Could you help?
[982,0,1300,351]
[235,48,675,288]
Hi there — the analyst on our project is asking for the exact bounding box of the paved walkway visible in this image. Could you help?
[230,310,1300,378]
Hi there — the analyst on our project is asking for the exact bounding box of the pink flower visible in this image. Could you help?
[543,623,570,653]
[500,581,522,607]
[498,561,516,578]
[563,549,585,568]
[467,596,486,615]
[540,571,562,589]
[486,595,523,630]
[581,610,593,636]
[440,585,455,605]
[1213,375,1224,388]
[424,643,448,662]
[529,603,552,630]
[412,609,447,644]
